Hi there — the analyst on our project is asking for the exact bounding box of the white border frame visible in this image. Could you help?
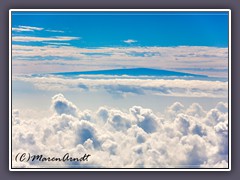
[9,9,231,172]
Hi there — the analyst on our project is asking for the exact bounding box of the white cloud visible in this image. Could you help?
[51,93,78,117]
[12,109,22,130]
[215,102,228,113]
[12,28,34,32]
[166,102,185,119]
[201,160,228,168]
[12,25,64,34]
[12,26,44,32]
[130,106,160,133]
[12,36,80,42]
[14,75,228,98]
[19,26,44,31]
[12,45,228,77]
[12,94,229,168]
[105,108,132,132]
[124,39,137,44]
[42,42,70,46]
[45,30,64,33]
[186,103,206,118]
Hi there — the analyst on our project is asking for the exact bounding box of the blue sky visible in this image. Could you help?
[12,11,229,47]
[11,11,229,77]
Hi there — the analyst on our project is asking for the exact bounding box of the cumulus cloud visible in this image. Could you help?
[130,106,160,133]
[216,102,228,113]
[166,102,185,119]
[51,93,78,116]
[186,103,206,118]
[12,94,229,168]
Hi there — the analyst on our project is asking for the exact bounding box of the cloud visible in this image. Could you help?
[104,108,132,131]
[186,103,206,118]
[174,114,191,135]
[166,102,185,118]
[179,134,208,166]
[12,28,34,32]
[51,93,78,116]
[12,45,228,77]
[12,36,80,42]
[201,160,228,168]
[12,25,64,34]
[19,26,44,31]
[12,109,20,125]
[14,75,228,98]
[12,94,229,168]
[42,42,70,46]
[130,106,159,133]
[12,26,44,32]
[215,102,228,113]
[45,30,64,33]
[75,120,101,149]
[124,39,137,44]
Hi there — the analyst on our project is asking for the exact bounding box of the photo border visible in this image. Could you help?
[9,9,231,171]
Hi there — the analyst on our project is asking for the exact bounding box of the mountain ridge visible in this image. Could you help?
[51,68,208,78]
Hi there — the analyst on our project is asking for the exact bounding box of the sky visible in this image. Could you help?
[11,11,229,77]
[11,11,229,169]
[12,11,229,47]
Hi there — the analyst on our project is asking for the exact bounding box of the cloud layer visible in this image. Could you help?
[12,45,228,77]
[12,94,228,168]
[14,75,228,98]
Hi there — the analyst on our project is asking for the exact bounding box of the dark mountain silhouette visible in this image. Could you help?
[52,68,208,78]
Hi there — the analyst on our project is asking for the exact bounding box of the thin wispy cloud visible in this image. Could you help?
[12,25,44,32]
[124,39,137,44]
[19,26,44,31]
[12,25,64,33]
[12,36,80,42]
[46,29,64,33]
[42,42,70,46]
[12,28,34,32]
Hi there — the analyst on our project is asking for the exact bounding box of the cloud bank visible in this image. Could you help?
[14,75,228,98]
[12,94,228,168]
[12,45,228,77]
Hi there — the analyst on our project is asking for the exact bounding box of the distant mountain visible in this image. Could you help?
[52,68,208,78]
